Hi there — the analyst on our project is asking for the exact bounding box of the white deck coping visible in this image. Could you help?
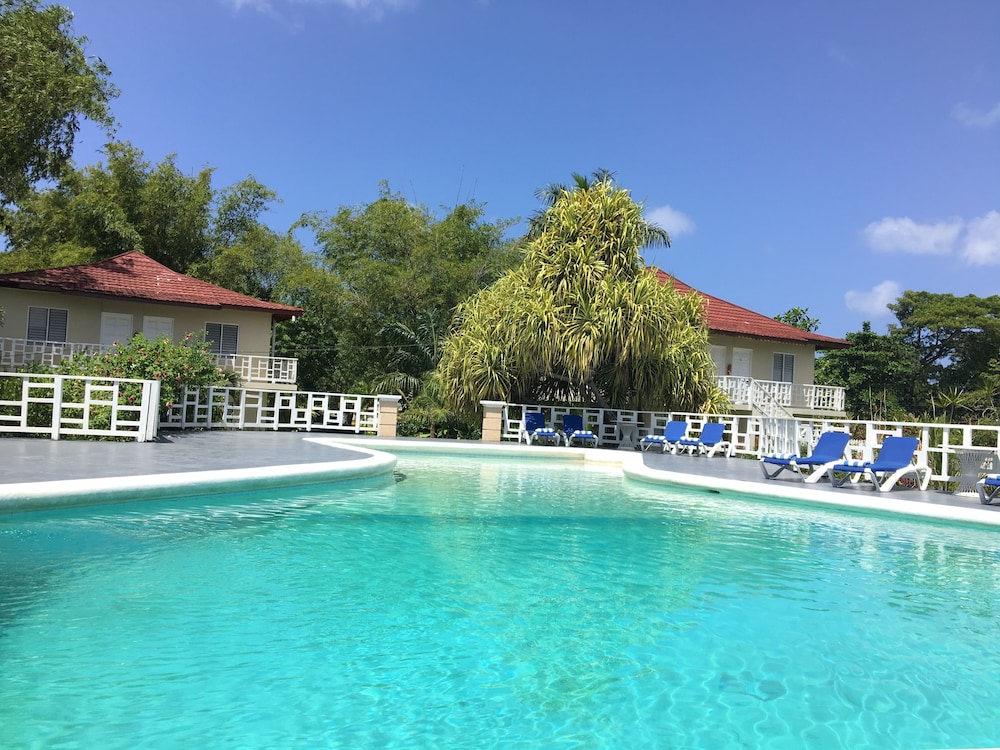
[3,433,999,528]
[0,441,397,514]
[327,437,1000,530]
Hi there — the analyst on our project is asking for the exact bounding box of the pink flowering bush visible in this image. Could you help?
[58,333,239,417]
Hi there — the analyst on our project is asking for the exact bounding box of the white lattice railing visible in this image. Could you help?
[716,376,846,413]
[0,337,297,385]
[161,387,379,433]
[0,338,104,369]
[502,403,1000,486]
[0,372,160,441]
[213,354,298,385]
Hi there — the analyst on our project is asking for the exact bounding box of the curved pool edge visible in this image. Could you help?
[328,437,1000,529]
[620,453,1000,529]
[0,442,397,515]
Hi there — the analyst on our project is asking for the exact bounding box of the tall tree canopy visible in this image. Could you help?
[438,179,722,417]
[0,142,215,272]
[774,306,819,333]
[817,291,1000,422]
[888,290,1000,397]
[290,183,517,389]
[0,0,118,209]
[815,321,918,421]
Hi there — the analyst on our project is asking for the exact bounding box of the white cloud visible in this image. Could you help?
[225,0,416,18]
[228,0,272,9]
[827,44,855,68]
[845,280,902,317]
[645,204,695,237]
[862,216,962,255]
[952,101,1000,129]
[962,210,1000,265]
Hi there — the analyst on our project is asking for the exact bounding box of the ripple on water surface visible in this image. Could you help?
[1,456,999,749]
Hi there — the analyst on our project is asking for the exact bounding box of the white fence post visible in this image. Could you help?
[51,375,63,440]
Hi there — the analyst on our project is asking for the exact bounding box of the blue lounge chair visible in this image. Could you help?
[640,420,687,454]
[826,436,930,492]
[520,412,561,446]
[976,474,1000,505]
[561,414,598,447]
[677,422,731,457]
[760,431,852,483]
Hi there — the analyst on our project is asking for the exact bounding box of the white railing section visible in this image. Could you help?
[716,376,846,413]
[502,403,1000,487]
[0,337,298,385]
[747,379,794,420]
[0,372,160,441]
[161,387,379,433]
[0,338,104,369]
[214,354,298,385]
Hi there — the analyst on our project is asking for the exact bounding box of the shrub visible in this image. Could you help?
[57,333,238,416]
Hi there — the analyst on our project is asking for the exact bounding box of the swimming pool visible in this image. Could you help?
[1,455,998,749]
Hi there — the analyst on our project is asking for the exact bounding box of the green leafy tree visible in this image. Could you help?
[295,183,517,389]
[273,263,346,392]
[888,290,1000,406]
[528,168,671,249]
[774,307,819,333]
[190,176,312,301]
[0,142,214,272]
[0,0,118,209]
[438,179,723,417]
[815,321,918,420]
[369,308,477,438]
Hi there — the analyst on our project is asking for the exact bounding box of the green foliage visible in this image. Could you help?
[0,0,118,208]
[189,176,312,301]
[888,290,1000,405]
[774,307,819,333]
[0,142,214,272]
[273,263,346,392]
[816,321,920,421]
[0,361,55,435]
[56,333,237,415]
[818,292,1000,424]
[438,179,723,417]
[293,182,517,389]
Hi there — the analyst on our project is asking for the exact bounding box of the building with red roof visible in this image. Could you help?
[654,269,849,416]
[0,251,303,388]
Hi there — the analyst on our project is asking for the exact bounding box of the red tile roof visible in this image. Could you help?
[654,269,849,350]
[0,251,302,320]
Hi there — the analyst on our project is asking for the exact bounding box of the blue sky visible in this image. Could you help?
[66,0,1000,339]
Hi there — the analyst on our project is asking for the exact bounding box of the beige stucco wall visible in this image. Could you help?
[708,334,816,385]
[0,288,275,356]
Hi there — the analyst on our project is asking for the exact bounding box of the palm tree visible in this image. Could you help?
[373,308,468,438]
[526,168,671,250]
[438,179,723,417]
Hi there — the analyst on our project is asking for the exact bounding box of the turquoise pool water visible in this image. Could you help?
[1,456,999,749]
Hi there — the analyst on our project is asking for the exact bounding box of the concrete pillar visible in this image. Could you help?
[480,400,506,442]
[377,395,403,438]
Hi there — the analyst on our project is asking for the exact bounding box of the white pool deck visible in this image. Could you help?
[1,431,999,527]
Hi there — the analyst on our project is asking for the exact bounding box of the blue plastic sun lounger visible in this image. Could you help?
[677,421,731,457]
[640,420,687,454]
[562,414,598,447]
[760,431,852,483]
[520,412,561,446]
[976,474,1000,505]
[826,436,930,492]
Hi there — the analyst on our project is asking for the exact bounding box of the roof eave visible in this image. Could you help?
[0,281,303,317]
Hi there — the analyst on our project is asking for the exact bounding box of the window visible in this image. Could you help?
[27,307,68,342]
[772,352,794,383]
[205,322,239,355]
[143,316,174,341]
